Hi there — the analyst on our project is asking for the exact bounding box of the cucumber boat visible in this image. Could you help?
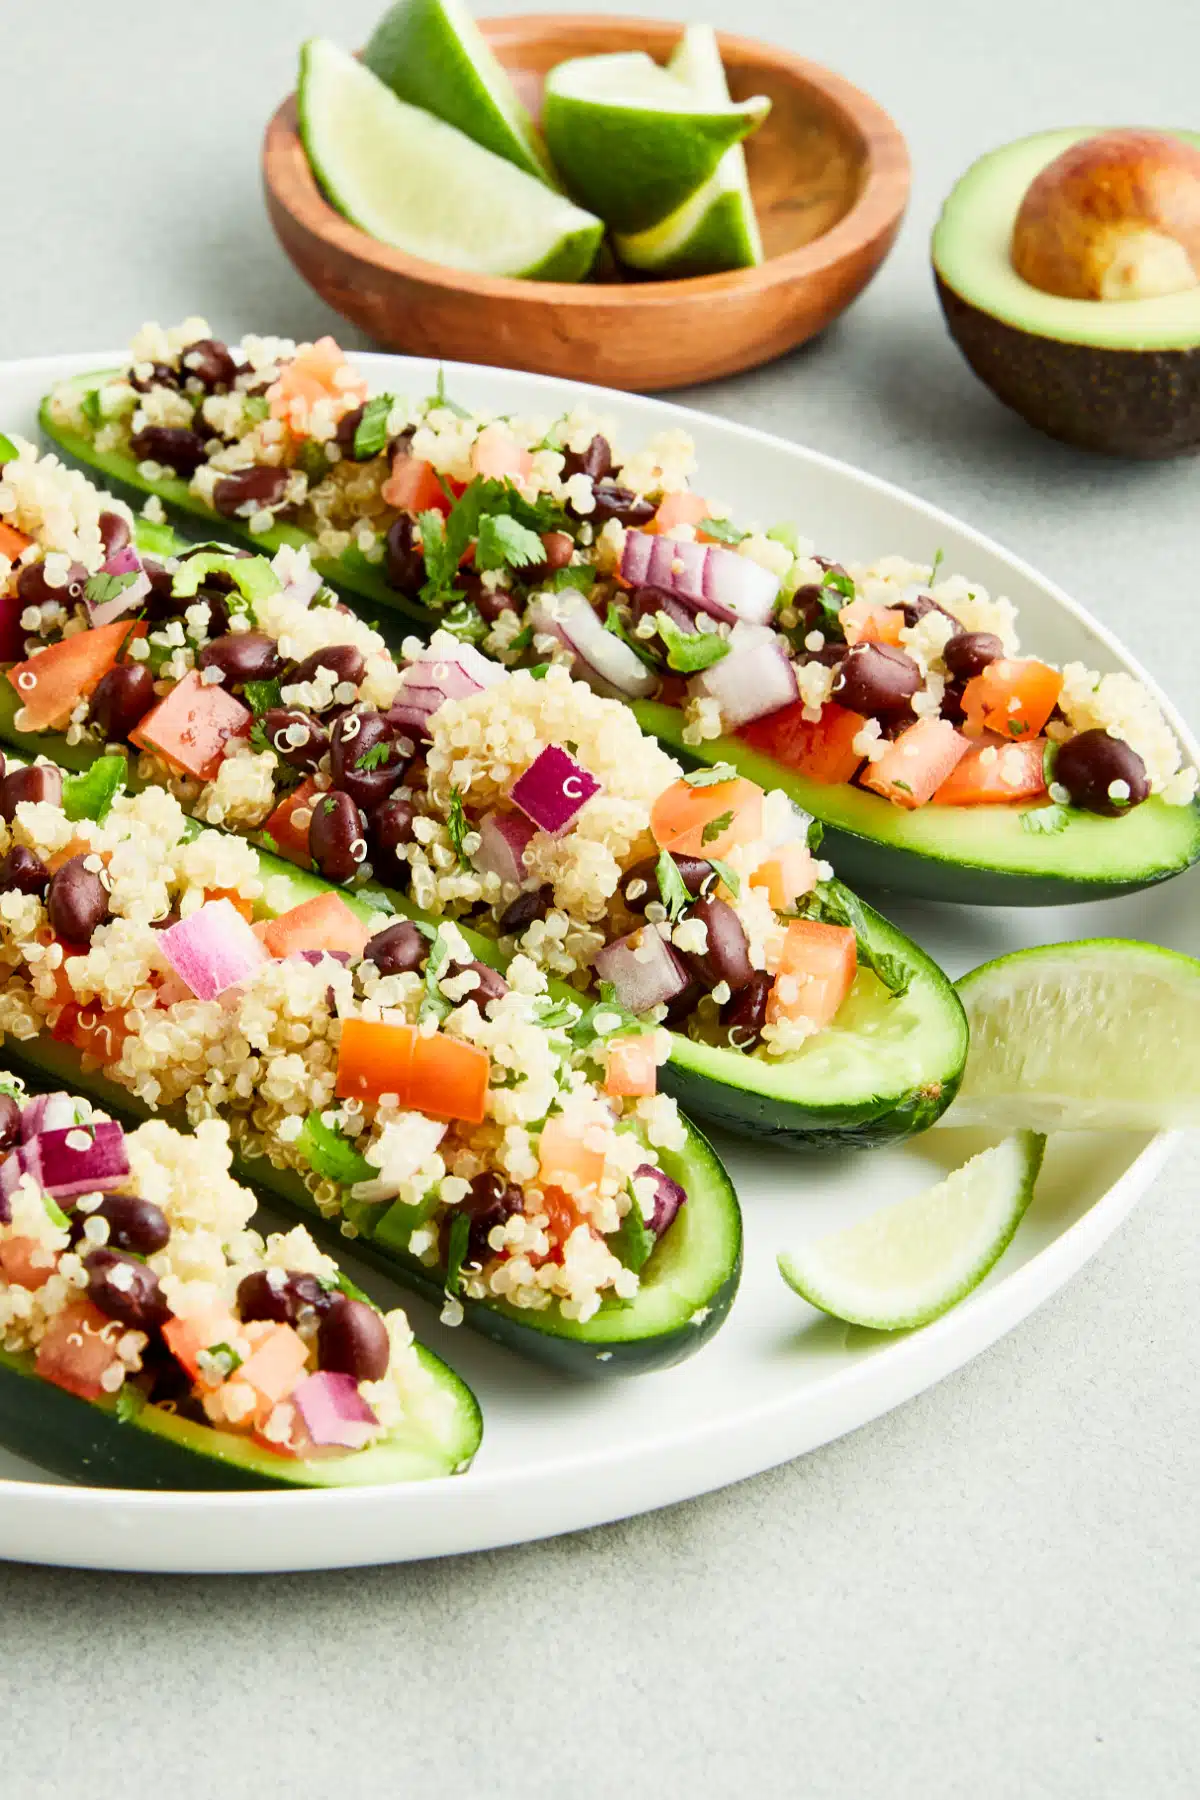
[0,1088,480,1489]
[0,439,967,1147]
[0,779,741,1376]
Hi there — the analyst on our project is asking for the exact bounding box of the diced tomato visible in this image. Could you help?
[262,891,368,960]
[650,775,764,860]
[750,841,819,910]
[470,424,533,484]
[0,521,33,562]
[740,700,866,785]
[861,717,971,809]
[130,670,252,780]
[647,491,711,535]
[933,735,1049,805]
[335,1018,417,1103]
[204,886,254,922]
[6,620,140,731]
[767,920,858,1029]
[538,1116,605,1196]
[604,1035,658,1098]
[0,1236,58,1290]
[267,336,366,436]
[962,659,1064,741]
[162,1308,239,1381]
[381,454,451,517]
[410,1032,490,1124]
[839,600,905,647]
[263,776,320,867]
[35,1301,122,1401]
[538,1187,582,1262]
[52,1000,129,1064]
[238,1324,309,1405]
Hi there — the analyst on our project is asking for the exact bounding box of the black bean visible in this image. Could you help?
[630,585,695,655]
[89,663,156,741]
[186,586,232,639]
[362,919,427,977]
[139,558,178,624]
[561,434,613,483]
[621,853,712,914]
[309,790,366,884]
[456,1172,524,1265]
[96,511,131,559]
[289,643,366,693]
[130,426,208,477]
[474,579,518,624]
[16,558,89,610]
[1054,730,1151,817]
[834,644,922,719]
[47,856,110,946]
[584,483,656,528]
[790,584,843,641]
[943,632,1006,682]
[261,707,328,774]
[898,592,962,633]
[384,516,426,594]
[129,362,180,394]
[0,845,49,897]
[72,1194,170,1257]
[0,1094,21,1154]
[197,631,284,687]
[0,762,63,821]
[180,337,238,392]
[721,970,773,1050]
[236,1268,334,1327]
[84,1249,170,1332]
[448,959,508,1010]
[317,1296,390,1382]
[497,887,549,936]
[334,403,370,459]
[681,895,754,994]
[940,679,967,725]
[212,465,289,518]
[664,978,703,1026]
[330,710,404,813]
[368,796,417,885]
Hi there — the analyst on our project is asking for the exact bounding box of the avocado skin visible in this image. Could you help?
[936,273,1200,459]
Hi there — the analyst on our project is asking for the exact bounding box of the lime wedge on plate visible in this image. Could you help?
[616,27,764,277]
[298,40,602,281]
[949,939,1200,1132]
[779,1132,1046,1330]
[543,50,770,234]
[362,0,556,186]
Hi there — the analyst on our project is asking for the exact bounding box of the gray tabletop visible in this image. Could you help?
[4,1,1198,1794]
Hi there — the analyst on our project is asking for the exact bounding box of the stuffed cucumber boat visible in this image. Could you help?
[38,319,1200,904]
[0,1087,480,1490]
[0,780,740,1375]
[0,440,966,1146]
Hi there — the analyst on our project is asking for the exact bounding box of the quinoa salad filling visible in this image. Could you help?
[0,785,689,1324]
[0,1095,448,1462]
[42,321,1197,828]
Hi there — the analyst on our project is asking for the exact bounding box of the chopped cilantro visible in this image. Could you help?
[243,394,270,423]
[415,509,460,610]
[62,757,126,825]
[684,763,738,788]
[446,785,470,867]
[298,1109,375,1186]
[656,612,729,674]
[794,879,911,998]
[322,795,338,816]
[115,1384,146,1425]
[697,517,747,545]
[80,388,105,430]
[528,663,551,680]
[243,677,281,718]
[701,809,735,846]
[614,1185,656,1273]
[928,547,945,586]
[355,741,392,773]
[443,1209,472,1294]
[1007,720,1030,737]
[1021,804,1070,835]
[475,512,546,574]
[706,857,740,898]
[83,569,138,607]
[206,1342,243,1376]
[441,598,488,644]
[655,849,692,923]
[807,817,825,852]
[766,522,801,555]
[297,441,330,485]
[534,996,581,1031]
[821,566,856,602]
[420,931,454,1024]
[547,562,595,594]
[892,780,913,794]
[249,719,271,755]
[429,367,472,420]
[605,603,660,670]
[569,982,643,1050]
[507,624,534,655]
[1042,739,1060,786]
[42,1193,71,1231]
[353,393,394,459]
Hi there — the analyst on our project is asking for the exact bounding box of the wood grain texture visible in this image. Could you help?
[262,13,911,390]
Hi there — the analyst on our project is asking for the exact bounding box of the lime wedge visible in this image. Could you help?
[948,939,1200,1132]
[779,1132,1045,1330]
[362,0,556,186]
[543,50,770,234]
[298,41,601,282]
[616,28,764,277]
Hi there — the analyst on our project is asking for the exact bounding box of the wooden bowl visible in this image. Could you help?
[262,14,910,390]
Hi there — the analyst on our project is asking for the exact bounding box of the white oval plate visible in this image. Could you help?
[1,352,1195,1574]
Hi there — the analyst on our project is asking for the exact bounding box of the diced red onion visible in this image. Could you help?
[619,531,779,628]
[387,643,504,735]
[0,1148,28,1223]
[89,544,152,627]
[31,1120,129,1199]
[349,1116,447,1203]
[292,1370,379,1449]
[290,949,352,967]
[632,1162,687,1236]
[474,810,535,886]
[529,593,658,700]
[689,625,799,728]
[21,1092,80,1142]
[594,926,690,1015]
[159,898,269,1001]
[270,546,323,608]
[510,744,601,836]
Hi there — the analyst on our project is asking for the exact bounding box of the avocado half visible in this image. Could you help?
[933,127,1200,457]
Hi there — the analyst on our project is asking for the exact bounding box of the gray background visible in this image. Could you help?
[3,1,1198,1794]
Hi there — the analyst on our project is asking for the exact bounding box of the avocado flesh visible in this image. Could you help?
[932,128,1200,456]
[634,700,1200,907]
